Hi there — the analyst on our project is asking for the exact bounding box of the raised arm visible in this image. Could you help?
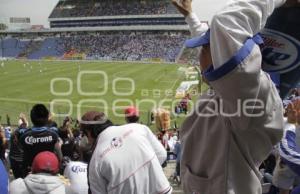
[210,0,286,69]
[171,0,209,37]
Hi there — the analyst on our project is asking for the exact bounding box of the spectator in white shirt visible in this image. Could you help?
[63,141,88,194]
[82,111,171,194]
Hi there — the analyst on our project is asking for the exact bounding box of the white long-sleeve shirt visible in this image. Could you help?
[185,12,209,37]
[88,123,171,194]
[181,0,285,193]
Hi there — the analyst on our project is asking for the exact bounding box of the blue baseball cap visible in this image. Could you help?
[185,30,210,48]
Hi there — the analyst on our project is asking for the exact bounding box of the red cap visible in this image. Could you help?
[32,151,59,175]
[125,106,139,117]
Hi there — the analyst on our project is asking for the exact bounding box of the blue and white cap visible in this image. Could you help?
[185,30,210,48]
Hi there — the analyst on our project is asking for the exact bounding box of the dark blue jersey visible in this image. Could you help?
[20,127,59,168]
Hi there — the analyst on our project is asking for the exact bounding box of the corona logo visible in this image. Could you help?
[71,165,87,174]
[25,136,53,145]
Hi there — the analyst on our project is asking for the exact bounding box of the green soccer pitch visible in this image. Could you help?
[0,60,203,131]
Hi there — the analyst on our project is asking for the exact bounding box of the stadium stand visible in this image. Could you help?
[1,38,29,58]
[49,0,178,18]
[18,40,43,59]
[60,31,187,61]
[0,0,191,62]
[27,38,64,59]
[1,31,187,62]
[48,0,185,28]
[0,31,188,61]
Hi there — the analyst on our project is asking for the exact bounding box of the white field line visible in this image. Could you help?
[154,73,165,82]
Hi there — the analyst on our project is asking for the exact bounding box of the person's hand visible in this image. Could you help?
[171,0,192,17]
[286,98,300,124]
[295,99,300,124]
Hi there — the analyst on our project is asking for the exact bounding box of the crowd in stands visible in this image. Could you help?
[49,0,178,18]
[61,31,187,61]
[0,31,188,61]
[0,104,180,194]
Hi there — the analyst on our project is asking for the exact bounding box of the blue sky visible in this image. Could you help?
[0,0,227,27]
